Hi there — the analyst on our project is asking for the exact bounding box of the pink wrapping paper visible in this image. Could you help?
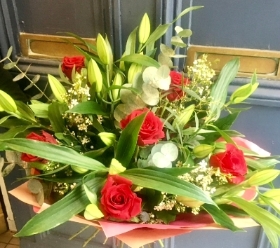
[9,182,258,248]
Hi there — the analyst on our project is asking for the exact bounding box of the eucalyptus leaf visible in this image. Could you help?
[27,179,43,194]
[36,190,45,206]
[160,44,175,57]
[144,6,203,49]
[31,93,44,100]
[1,163,15,177]
[178,29,192,38]
[171,36,187,48]
[5,150,22,164]
[6,46,13,58]
[24,75,40,91]
[158,53,173,67]
[13,72,25,82]
[3,62,17,70]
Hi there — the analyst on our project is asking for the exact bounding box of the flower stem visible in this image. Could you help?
[158,239,164,247]
[69,225,90,240]
[83,229,100,247]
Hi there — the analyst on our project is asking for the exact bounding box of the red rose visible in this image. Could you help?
[209,144,247,184]
[21,131,57,163]
[166,71,190,101]
[120,108,165,146]
[100,175,142,220]
[61,56,85,79]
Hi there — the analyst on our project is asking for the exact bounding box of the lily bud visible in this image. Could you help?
[172,104,195,129]
[71,165,88,174]
[98,132,116,147]
[139,13,150,44]
[97,34,110,65]
[128,63,142,84]
[248,169,280,186]
[109,158,126,175]
[193,144,215,158]
[176,196,203,208]
[87,59,103,93]
[0,90,17,112]
[112,72,123,100]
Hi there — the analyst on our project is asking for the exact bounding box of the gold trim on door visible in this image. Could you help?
[187,45,280,80]
[20,33,96,60]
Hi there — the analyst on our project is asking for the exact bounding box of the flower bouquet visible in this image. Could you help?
[1,5,280,248]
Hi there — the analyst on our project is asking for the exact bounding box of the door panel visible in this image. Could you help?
[1,1,280,248]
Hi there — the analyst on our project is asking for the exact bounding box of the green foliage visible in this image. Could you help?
[0,139,107,171]
[15,177,104,237]
[116,113,147,168]
[122,168,216,205]
[202,204,241,231]
[0,6,278,248]
[207,59,240,122]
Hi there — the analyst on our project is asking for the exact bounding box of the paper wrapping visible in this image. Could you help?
[9,182,258,248]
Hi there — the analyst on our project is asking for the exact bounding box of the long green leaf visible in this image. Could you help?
[0,126,34,140]
[144,6,203,48]
[48,102,68,133]
[29,102,49,118]
[67,101,109,116]
[116,113,146,168]
[262,225,279,248]
[228,197,280,236]
[207,59,240,122]
[14,101,36,123]
[0,139,107,171]
[202,204,241,231]
[15,177,104,237]
[146,166,195,176]
[172,6,204,23]
[124,26,138,55]
[118,54,160,68]
[121,168,216,205]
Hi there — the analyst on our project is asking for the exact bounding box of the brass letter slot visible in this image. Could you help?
[187,45,280,80]
[20,33,96,60]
